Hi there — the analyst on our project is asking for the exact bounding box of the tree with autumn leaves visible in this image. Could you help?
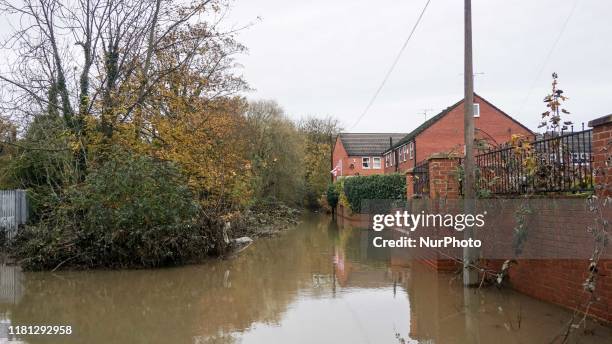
[0,0,340,270]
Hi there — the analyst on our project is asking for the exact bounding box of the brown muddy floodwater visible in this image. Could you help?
[0,213,611,344]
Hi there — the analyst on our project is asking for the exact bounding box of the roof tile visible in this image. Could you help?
[339,133,407,156]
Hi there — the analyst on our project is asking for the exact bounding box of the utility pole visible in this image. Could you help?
[330,133,334,183]
[463,0,478,286]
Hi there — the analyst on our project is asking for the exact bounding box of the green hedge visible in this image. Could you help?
[342,173,406,213]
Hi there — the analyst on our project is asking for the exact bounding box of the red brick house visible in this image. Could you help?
[384,94,534,173]
[332,133,406,181]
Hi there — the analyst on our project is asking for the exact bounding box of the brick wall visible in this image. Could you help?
[590,114,612,196]
[508,259,611,322]
[395,142,417,173]
[400,196,612,323]
[427,156,461,199]
[414,95,533,164]
[384,151,399,174]
[406,173,415,199]
[406,155,461,199]
[479,200,612,323]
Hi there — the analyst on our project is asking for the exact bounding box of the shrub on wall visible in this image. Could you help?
[342,174,406,213]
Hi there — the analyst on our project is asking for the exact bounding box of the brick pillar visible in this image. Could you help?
[427,155,461,199]
[589,114,612,197]
[406,173,415,198]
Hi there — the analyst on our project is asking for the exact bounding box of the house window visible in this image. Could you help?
[402,145,407,162]
[362,157,370,169]
[473,103,480,117]
[373,157,381,169]
[409,142,414,159]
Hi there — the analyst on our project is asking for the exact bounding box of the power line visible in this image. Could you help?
[350,0,432,129]
[517,0,580,116]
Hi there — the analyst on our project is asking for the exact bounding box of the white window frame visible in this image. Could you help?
[409,142,414,159]
[362,157,371,169]
[373,157,381,169]
[473,103,480,117]
[402,145,407,162]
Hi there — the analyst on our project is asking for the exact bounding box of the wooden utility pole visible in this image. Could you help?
[463,0,479,286]
[330,133,335,183]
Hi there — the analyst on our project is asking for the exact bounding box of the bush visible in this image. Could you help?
[342,174,406,213]
[0,114,76,221]
[10,148,226,270]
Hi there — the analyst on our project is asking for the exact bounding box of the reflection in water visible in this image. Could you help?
[0,265,23,305]
[0,265,23,343]
[0,213,609,343]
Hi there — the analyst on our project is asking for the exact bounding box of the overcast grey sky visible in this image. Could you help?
[225,0,612,133]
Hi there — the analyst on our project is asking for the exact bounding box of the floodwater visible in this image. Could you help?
[0,214,610,344]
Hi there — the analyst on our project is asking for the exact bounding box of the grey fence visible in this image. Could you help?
[0,190,27,239]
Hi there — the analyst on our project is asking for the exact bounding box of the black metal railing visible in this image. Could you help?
[472,129,593,195]
[412,160,429,197]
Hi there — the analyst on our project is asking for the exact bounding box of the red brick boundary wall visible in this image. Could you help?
[591,114,612,197]
[427,155,461,199]
[406,154,461,200]
[399,116,612,323]
[405,154,463,271]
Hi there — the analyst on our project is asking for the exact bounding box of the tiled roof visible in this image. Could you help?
[338,133,407,156]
